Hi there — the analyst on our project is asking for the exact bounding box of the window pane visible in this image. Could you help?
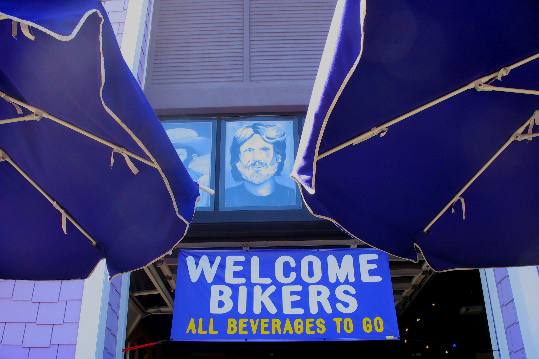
[220,118,300,210]
[163,121,215,210]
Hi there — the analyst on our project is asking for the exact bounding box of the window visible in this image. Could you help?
[163,120,216,211]
[162,115,303,213]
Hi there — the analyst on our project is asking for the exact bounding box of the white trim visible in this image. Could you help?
[480,269,509,359]
[508,266,539,358]
[121,0,149,75]
[75,260,110,359]
[115,274,131,359]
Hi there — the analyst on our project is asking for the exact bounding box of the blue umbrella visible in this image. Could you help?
[0,1,199,279]
[293,0,539,270]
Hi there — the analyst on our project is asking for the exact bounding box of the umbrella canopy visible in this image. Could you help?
[293,0,539,270]
[0,0,199,279]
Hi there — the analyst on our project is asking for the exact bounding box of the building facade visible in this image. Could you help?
[1,1,538,359]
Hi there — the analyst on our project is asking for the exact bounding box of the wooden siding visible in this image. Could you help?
[150,0,245,84]
[146,0,336,113]
[250,0,335,81]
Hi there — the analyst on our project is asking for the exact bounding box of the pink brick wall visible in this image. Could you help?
[494,268,526,358]
[103,276,122,359]
[102,0,130,44]
[0,280,82,359]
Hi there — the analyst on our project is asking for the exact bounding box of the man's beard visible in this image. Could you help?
[236,159,279,185]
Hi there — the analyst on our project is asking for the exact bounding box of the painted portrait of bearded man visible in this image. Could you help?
[224,121,297,208]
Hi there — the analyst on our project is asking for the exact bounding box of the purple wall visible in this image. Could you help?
[103,277,122,359]
[102,0,130,45]
[493,268,526,358]
[0,280,83,359]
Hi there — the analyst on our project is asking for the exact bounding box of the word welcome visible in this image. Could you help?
[186,254,383,315]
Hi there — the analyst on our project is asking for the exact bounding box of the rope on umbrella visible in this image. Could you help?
[424,110,538,233]
[19,22,35,40]
[475,83,539,97]
[0,113,41,125]
[450,197,466,221]
[0,92,23,115]
[52,201,68,234]
[11,19,16,38]
[0,148,98,246]
[110,148,140,175]
[0,91,217,195]
[0,91,156,169]
[8,20,35,40]
[516,111,539,142]
[11,101,23,115]
[317,51,539,160]
[0,11,215,225]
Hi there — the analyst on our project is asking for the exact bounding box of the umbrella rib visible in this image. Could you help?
[317,52,539,160]
[1,10,195,225]
[0,113,41,125]
[423,111,538,233]
[94,14,190,224]
[475,84,539,97]
[0,148,98,247]
[0,91,157,169]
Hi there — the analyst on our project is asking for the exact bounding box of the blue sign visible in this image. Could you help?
[171,248,399,341]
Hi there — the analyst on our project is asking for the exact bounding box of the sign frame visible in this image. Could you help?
[171,248,399,342]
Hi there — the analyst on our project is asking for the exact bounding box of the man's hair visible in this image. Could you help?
[230,122,287,182]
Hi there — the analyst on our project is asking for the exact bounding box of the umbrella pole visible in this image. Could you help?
[0,148,98,247]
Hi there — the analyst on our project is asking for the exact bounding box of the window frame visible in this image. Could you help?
[160,113,316,223]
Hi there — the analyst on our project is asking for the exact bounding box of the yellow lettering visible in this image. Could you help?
[362,317,373,333]
[333,318,343,333]
[197,318,207,334]
[374,317,384,333]
[343,318,353,333]
[283,318,294,334]
[239,318,248,335]
[249,319,260,334]
[293,319,304,334]
[272,319,282,334]
[316,319,326,334]
[305,319,315,335]
[185,318,196,334]
[261,319,270,335]
[209,318,218,334]
[227,318,238,334]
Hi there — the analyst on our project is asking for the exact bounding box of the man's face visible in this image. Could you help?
[236,134,280,185]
